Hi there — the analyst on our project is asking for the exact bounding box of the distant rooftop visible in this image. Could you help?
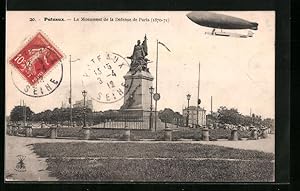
[183,106,206,111]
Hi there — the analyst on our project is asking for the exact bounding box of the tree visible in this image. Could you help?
[215,106,273,128]
[10,105,34,122]
[43,109,53,123]
[32,107,93,125]
[242,115,253,126]
[206,114,217,125]
[217,106,243,125]
[158,108,174,123]
[251,114,262,126]
[262,118,275,130]
[158,108,183,124]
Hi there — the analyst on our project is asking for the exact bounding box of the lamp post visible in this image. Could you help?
[69,55,80,127]
[82,90,87,127]
[23,100,26,127]
[186,94,191,127]
[149,86,154,130]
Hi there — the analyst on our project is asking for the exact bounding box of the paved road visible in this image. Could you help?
[5,136,58,181]
[5,134,274,181]
[201,135,275,154]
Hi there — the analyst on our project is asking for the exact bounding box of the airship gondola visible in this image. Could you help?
[186,11,258,38]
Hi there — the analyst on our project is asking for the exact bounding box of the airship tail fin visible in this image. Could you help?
[250,22,258,30]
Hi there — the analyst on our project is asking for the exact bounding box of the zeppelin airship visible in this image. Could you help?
[186,11,258,38]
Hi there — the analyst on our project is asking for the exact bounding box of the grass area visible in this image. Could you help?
[32,127,251,140]
[31,142,274,182]
[45,158,273,182]
[32,142,274,160]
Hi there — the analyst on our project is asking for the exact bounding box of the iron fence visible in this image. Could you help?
[89,110,152,130]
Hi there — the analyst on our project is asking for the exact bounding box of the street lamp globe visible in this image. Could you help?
[82,90,87,97]
[186,94,191,100]
[149,86,154,94]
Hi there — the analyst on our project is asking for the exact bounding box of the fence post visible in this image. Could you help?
[50,127,57,139]
[12,125,18,136]
[124,129,131,141]
[230,128,238,141]
[7,125,12,135]
[164,128,172,141]
[202,127,210,141]
[261,127,269,138]
[249,127,258,140]
[83,127,91,140]
[25,126,33,137]
[125,113,128,128]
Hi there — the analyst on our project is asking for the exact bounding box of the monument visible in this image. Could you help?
[121,35,154,111]
[120,35,154,129]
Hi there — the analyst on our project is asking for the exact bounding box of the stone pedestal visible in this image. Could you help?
[83,127,91,140]
[50,127,57,139]
[164,128,172,141]
[202,128,210,141]
[121,70,154,111]
[119,70,155,130]
[230,129,238,141]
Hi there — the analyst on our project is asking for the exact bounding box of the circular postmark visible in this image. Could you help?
[81,51,131,103]
[11,62,63,97]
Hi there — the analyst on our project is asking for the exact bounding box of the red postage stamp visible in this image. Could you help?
[9,32,64,86]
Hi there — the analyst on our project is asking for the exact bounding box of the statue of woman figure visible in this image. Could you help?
[127,35,149,71]
[132,40,145,59]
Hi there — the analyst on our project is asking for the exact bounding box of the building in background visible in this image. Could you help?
[182,106,206,127]
[73,99,93,111]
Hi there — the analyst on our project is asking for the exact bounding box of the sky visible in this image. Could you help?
[6,11,275,118]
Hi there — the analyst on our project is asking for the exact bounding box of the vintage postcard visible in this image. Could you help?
[5,11,275,182]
